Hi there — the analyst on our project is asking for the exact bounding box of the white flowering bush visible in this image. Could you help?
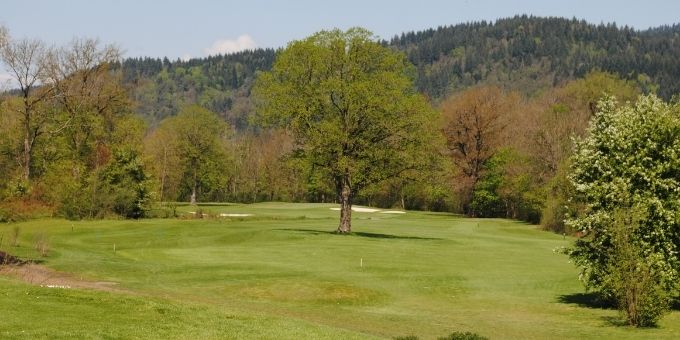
[566,95,680,326]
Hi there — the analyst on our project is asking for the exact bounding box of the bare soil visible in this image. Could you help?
[0,262,125,293]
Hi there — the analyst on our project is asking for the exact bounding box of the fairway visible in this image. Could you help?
[1,203,679,339]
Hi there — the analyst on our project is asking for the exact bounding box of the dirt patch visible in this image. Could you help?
[0,263,125,293]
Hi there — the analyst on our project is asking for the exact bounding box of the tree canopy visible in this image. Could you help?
[254,27,438,233]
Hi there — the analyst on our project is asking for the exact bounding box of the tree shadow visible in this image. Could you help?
[352,231,441,240]
[556,292,615,309]
[559,292,680,312]
[671,299,680,311]
[422,212,464,218]
[277,229,442,240]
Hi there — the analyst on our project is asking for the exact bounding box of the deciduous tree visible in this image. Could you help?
[254,28,437,233]
[154,105,230,204]
[441,85,520,215]
[0,31,52,182]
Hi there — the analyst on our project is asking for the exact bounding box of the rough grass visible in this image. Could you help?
[1,202,679,339]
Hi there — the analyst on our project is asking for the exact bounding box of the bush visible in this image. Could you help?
[437,331,488,340]
[0,199,53,222]
[566,95,680,326]
[605,209,669,327]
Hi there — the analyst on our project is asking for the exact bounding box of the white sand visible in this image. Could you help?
[41,284,71,289]
[220,213,253,217]
[380,211,406,214]
[329,206,381,213]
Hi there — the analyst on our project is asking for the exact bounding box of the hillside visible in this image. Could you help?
[118,15,680,126]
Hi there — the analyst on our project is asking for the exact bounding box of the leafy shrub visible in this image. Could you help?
[0,199,53,222]
[566,95,680,326]
[604,209,669,327]
[438,331,489,340]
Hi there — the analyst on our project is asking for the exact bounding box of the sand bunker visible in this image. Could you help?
[219,213,254,217]
[380,210,406,214]
[329,206,381,213]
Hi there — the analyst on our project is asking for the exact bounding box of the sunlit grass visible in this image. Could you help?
[1,203,679,339]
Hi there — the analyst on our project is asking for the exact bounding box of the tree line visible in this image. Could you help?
[114,16,680,131]
[0,23,663,233]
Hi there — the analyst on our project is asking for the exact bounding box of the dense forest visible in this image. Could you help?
[1,16,680,234]
[118,15,680,127]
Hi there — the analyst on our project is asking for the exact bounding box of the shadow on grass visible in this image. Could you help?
[560,292,680,328]
[557,292,615,309]
[278,229,442,240]
[422,212,465,218]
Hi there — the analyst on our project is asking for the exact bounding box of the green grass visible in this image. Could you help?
[1,202,679,339]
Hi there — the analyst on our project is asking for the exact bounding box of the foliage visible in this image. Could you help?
[117,49,276,127]
[437,331,488,340]
[392,16,680,99]
[99,148,153,218]
[469,153,507,218]
[254,27,438,232]
[566,95,680,320]
[441,86,520,216]
[465,148,544,222]
[3,18,680,224]
[605,208,669,327]
[522,71,641,231]
[146,105,231,204]
[540,160,579,234]
[119,16,680,129]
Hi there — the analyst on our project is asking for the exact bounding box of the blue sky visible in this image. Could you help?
[1,0,679,60]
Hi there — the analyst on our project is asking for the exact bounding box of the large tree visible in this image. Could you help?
[150,105,231,204]
[441,85,520,215]
[254,28,437,233]
[0,30,52,182]
[44,38,125,167]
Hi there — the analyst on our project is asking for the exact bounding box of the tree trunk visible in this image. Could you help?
[160,146,167,202]
[22,96,31,181]
[336,176,352,234]
[190,167,197,205]
[22,134,31,181]
[190,185,197,205]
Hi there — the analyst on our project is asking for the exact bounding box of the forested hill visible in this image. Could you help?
[392,16,680,99]
[118,15,680,126]
[118,49,276,128]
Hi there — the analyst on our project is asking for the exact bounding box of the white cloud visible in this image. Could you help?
[181,53,192,62]
[204,34,257,56]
